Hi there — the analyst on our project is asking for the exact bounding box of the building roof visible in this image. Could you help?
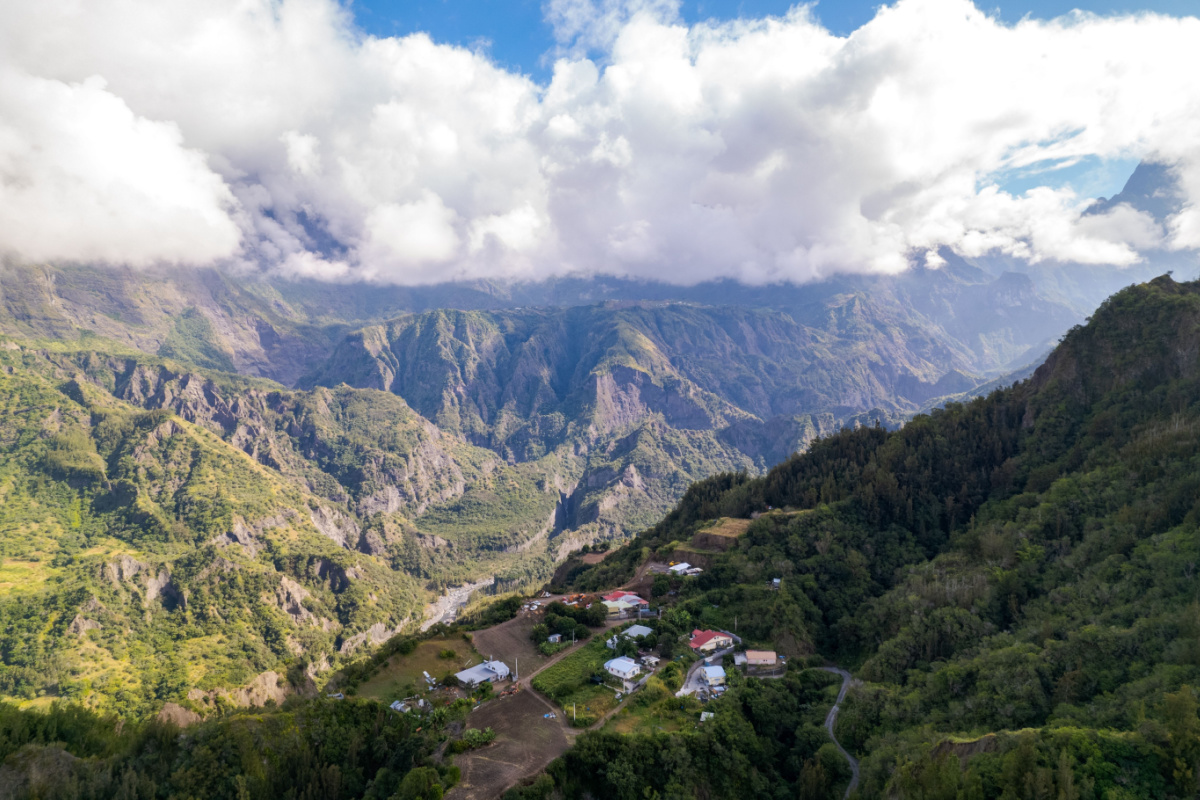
[668,562,692,573]
[746,650,777,665]
[624,624,654,638]
[455,660,510,685]
[602,591,648,604]
[605,656,642,677]
[702,665,726,680]
[689,629,731,650]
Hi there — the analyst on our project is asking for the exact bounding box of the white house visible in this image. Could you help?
[548,633,562,643]
[701,665,726,688]
[604,656,642,682]
[455,660,511,687]
[668,562,692,575]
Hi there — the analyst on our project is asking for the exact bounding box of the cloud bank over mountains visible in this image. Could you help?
[0,0,1198,285]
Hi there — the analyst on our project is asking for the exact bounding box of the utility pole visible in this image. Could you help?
[515,657,519,682]
[573,703,576,722]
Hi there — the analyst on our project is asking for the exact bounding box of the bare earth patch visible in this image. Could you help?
[470,612,555,677]
[446,689,568,800]
[580,551,609,565]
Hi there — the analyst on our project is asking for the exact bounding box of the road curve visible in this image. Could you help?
[815,667,860,800]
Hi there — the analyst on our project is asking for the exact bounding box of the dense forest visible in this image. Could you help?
[0,697,460,799]
[544,275,1200,798]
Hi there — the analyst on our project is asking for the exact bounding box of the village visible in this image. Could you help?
[329,551,817,800]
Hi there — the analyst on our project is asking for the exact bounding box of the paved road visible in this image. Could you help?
[675,633,742,697]
[816,667,859,800]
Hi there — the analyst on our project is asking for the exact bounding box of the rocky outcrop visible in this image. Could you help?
[309,506,360,548]
[338,621,407,655]
[67,615,101,635]
[102,555,147,586]
[187,671,290,710]
[156,702,201,728]
[145,569,185,610]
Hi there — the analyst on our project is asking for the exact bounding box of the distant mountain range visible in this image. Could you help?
[0,161,1195,711]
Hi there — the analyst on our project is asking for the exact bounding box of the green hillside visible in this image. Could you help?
[0,338,580,715]
[544,275,1200,799]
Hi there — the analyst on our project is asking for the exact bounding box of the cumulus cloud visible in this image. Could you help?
[0,0,1198,283]
[0,69,239,266]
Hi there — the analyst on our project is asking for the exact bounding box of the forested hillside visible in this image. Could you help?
[546,275,1200,798]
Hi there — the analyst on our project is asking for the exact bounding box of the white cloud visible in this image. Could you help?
[0,69,239,266]
[0,0,1198,283]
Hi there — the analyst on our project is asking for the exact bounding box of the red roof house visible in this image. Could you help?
[689,629,733,653]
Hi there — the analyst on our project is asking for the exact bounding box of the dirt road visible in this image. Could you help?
[815,667,859,799]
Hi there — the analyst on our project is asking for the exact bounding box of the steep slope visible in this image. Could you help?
[0,338,580,715]
[548,275,1200,799]
[300,301,994,546]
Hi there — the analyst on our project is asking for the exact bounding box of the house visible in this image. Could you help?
[733,653,747,667]
[604,656,642,682]
[641,655,661,668]
[668,562,692,576]
[547,633,562,644]
[603,599,638,618]
[701,665,726,687]
[601,591,648,606]
[390,700,410,713]
[455,660,511,687]
[689,629,734,653]
[771,578,781,589]
[746,650,777,668]
[700,711,714,722]
[606,624,654,649]
[685,567,703,576]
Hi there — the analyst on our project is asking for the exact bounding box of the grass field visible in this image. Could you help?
[357,636,480,702]
[606,702,693,734]
[531,639,623,726]
[556,683,620,727]
[0,559,56,596]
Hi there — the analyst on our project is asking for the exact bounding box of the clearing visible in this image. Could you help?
[469,611,556,678]
[356,636,480,702]
[446,688,568,800]
[691,517,752,551]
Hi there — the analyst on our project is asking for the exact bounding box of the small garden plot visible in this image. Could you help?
[604,674,698,735]
[357,636,480,702]
[553,683,619,727]
[530,638,622,726]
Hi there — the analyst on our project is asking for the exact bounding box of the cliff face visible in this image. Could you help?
[303,302,984,456]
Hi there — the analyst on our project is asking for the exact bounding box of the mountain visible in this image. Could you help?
[0,338,586,716]
[5,274,1199,800]
[544,274,1200,799]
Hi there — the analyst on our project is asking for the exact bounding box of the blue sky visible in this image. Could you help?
[348,1,1197,78]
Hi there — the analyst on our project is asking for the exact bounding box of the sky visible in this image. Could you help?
[1,0,1199,286]
[350,1,1197,79]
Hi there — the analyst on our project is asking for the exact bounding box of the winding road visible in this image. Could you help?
[816,667,860,800]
